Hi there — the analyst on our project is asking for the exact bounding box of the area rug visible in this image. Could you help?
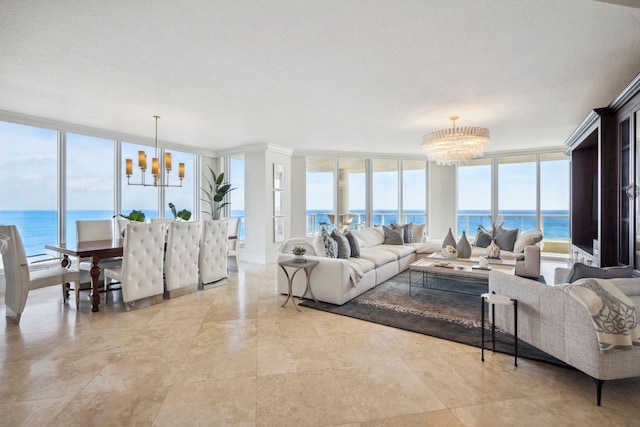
[300,271,569,367]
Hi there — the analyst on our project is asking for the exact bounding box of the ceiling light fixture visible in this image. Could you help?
[421,116,490,165]
[125,115,184,187]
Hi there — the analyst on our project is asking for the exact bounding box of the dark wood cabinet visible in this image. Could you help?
[565,73,640,268]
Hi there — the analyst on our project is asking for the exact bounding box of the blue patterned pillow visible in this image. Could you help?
[321,229,338,258]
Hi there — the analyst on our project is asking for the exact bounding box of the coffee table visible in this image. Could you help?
[408,255,515,296]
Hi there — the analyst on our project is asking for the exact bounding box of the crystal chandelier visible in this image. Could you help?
[421,116,490,165]
[125,116,184,187]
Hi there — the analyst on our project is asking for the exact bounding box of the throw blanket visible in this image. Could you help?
[348,259,371,288]
[559,278,640,353]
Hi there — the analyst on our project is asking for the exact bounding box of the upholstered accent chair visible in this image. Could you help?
[199,219,228,285]
[227,217,240,271]
[1,225,80,323]
[164,221,201,298]
[103,222,166,310]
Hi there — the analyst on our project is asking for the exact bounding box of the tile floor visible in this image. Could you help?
[1,260,639,426]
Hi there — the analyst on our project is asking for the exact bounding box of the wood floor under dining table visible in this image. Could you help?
[45,239,123,312]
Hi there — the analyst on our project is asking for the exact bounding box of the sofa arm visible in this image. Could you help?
[514,245,540,278]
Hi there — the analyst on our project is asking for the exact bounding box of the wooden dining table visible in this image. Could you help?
[45,239,123,312]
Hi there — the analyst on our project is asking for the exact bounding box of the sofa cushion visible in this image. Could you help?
[412,223,426,243]
[312,233,326,257]
[280,236,316,256]
[349,257,375,275]
[359,247,397,267]
[563,263,634,283]
[344,230,361,257]
[383,225,404,245]
[331,229,351,259]
[470,247,524,261]
[495,228,519,252]
[376,244,416,258]
[410,241,442,254]
[321,229,338,258]
[513,229,543,253]
[474,227,493,248]
[353,227,385,247]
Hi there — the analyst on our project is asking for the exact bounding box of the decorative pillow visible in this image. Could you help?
[563,263,634,283]
[312,233,326,257]
[343,230,361,258]
[390,222,415,243]
[494,228,519,252]
[474,227,492,248]
[383,225,404,245]
[412,224,426,243]
[513,229,543,253]
[331,229,351,259]
[321,229,338,258]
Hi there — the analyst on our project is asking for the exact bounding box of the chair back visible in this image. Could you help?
[120,222,166,303]
[150,218,174,224]
[227,217,240,252]
[76,219,113,242]
[0,225,31,315]
[165,221,202,292]
[200,219,228,284]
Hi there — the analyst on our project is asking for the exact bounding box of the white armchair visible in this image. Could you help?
[1,225,80,323]
[199,219,228,286]
[164,221,201,298]
[103,222,165,310]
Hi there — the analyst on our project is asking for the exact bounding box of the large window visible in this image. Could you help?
[121,142,160,220]
[402,160,427,225]
[66,133,115,246]
[306,157,335,233]
[372,159,398,226]
[498,155,537,231]
[457,158,492,236]
[229,156,245,240]
[540,153,569,240]
[164,149,195,219]
[338,158,366,230]
[0,121,58,258]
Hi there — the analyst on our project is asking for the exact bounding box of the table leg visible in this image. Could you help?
[279,265,300,311]
[90,256,101,312]
[481,296,485,361]
[303,267,318,303]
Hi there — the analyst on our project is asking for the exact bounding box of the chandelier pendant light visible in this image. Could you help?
[125,115,185,187]
[421,116,490,165]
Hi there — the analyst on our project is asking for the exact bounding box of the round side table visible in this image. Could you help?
[278,259,319,311]
[481,291,518,366]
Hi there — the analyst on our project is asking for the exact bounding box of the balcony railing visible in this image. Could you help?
[457,212,569,242]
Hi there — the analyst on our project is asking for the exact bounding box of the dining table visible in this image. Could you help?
[45,239,123,312]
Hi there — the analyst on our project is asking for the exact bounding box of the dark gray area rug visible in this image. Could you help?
[300,271,570,367]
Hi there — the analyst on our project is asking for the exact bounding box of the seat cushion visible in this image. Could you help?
[375,244,416,258]
[359,247,397,267]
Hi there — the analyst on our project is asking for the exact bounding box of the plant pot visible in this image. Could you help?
[293,255,307,263]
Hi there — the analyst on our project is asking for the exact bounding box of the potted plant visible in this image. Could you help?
[201,166,235,220]
[292,246,307,263]
[168,203,191,221]
[114,209,146,236]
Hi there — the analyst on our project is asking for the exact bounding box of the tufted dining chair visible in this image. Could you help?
[1,225,80,324]
[103,222,166,310]
[76,219,122,308]
[199,219,228,286]
[227,217,240,272]
[164,221,202,298]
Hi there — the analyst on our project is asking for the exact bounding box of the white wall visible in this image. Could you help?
[290,156,307,237]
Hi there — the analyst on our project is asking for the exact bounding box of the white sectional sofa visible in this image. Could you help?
[277,225,541,305]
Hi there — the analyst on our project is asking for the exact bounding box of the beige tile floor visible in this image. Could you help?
[1,260,639,426]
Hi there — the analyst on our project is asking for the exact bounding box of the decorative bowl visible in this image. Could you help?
[441,246,458,259]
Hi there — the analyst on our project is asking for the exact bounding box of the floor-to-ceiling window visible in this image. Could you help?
[65,133,115,246]
[229,156,245,240]
[498,154,537,231]
[306,157,335,233]
[457,158,492,236]
[540,152,570,244]
[163,149,195,219]
[121,142,160,220]
[372,159,398,226]
[0,121,58,260]
[338,158,366,230]
[402,160,427,225]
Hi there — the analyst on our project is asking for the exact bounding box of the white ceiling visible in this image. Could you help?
[1,0,640,156]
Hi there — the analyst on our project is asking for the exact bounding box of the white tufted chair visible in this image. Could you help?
[164,221,202,298]
[76,219,122,308]
[227,217,240,271]
[1,225,80,324]
[199,219,228,285]
[103,222,166,309]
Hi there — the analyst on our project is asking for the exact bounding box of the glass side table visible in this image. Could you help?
[278,259,319,311]
[481,291,518,366]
